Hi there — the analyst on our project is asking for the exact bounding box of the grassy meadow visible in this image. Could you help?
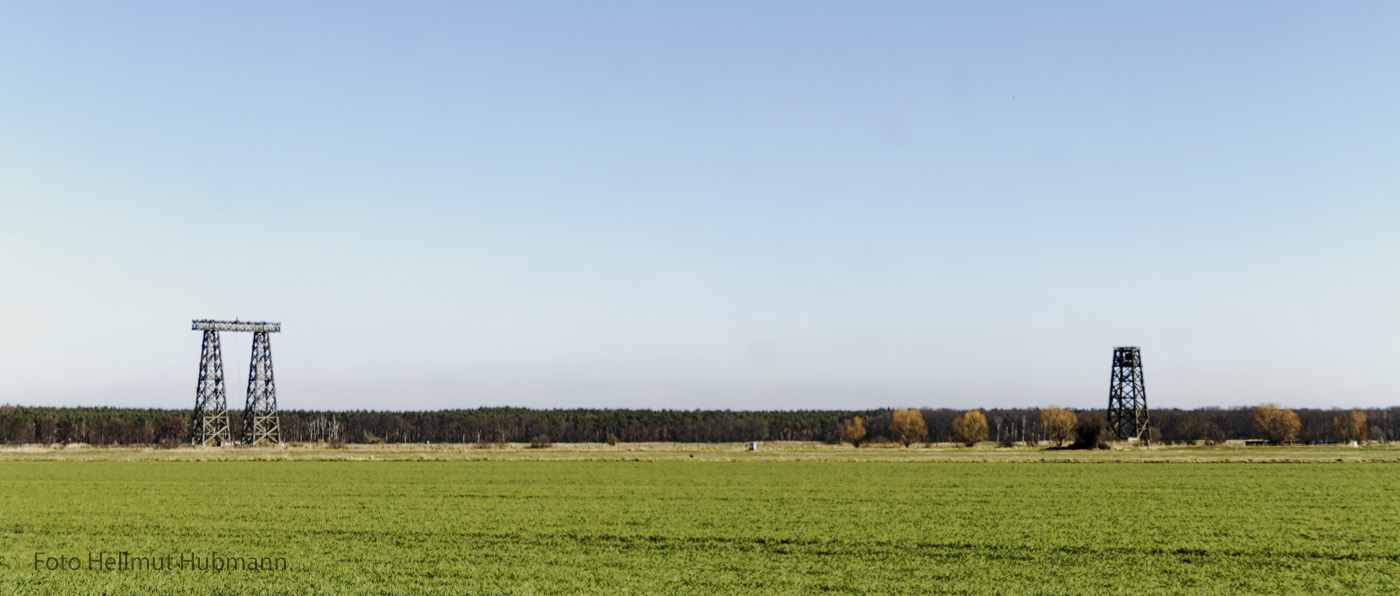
[2,445,1398,594]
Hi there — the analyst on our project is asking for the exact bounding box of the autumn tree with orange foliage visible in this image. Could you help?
[1253,404,1301,445]
[841,416,868,447]
[888,409,928,447]
[1334,410,1367,443]
[951,410,988,447]
[1039,407,1077,446]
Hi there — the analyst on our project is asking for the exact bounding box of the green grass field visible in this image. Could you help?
[5,441,1400,462]
[3,448,1398,594]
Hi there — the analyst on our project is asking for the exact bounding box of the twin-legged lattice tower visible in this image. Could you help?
[1106,346,1149,442]
[191,320,281,446]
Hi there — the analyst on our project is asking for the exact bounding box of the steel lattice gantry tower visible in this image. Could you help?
[1106,346,1149,442]
[192,320,282,446]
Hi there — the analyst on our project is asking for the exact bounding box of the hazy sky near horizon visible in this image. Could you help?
[1,2,1397,412]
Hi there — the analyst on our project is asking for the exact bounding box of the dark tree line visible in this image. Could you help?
[0,406,190,446]
[0,405,1397,446]
[271,408,877,444]
[0,406,886,445]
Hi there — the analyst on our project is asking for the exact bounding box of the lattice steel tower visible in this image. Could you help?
[192,320,282,446]
[243,331,280,445]
[1106,346,1149,442]
[192,329,230,446]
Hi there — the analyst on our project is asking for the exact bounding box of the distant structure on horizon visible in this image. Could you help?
[191,319,282,446]
[1106,346,1149,442]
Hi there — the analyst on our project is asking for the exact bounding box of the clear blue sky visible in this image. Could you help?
[1,2,1396,411]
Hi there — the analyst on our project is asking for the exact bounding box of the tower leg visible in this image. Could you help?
[192,330,230,446]
[243,331,281,445]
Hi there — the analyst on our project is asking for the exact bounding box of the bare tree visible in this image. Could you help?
[1178,414,1225,445]
[1073,416,1109,449]
[159,417,190,447]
